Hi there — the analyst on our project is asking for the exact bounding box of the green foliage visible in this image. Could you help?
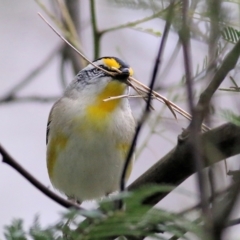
[222,26,240,44]
[4,220,26,240]
[4,217,57,240]
[3,185,204,240]
[4,0,240,239]
[107,0,166,10]
[132,27,162,37]
[221,109,240,126]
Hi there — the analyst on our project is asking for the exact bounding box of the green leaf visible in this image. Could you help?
[220,109,240,126]
[4,219,27,240]
[3,185,203,240]
[222,26,240,44]
[124,185,174,210]
[107,0,165,10]
[132,27,162,36]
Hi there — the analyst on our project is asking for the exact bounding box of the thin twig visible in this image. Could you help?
[100,2,179,35]
[57,0,79,46]
[0,96,59,104]
[38,12,209,131]
[129,76,177,119]
[213,177,240,237]
[135,91,173,159]
[208,0,220,72]
[0,144,81,210]
[35,0,66,35]
[179,0,211,235]
[60,51,68,89]
[120,0,176,194]
[111,68,155,110]
[188,37,240,131]
[129,76,200,125]
[159,38,181,80]
[128,123,240,206]
[58,0,86,71]
[219,88,240,92]
[128,76,210,131]
[230,76,239,88]
[225,218,240,228]
[38,13,114,77]
[219,76,240,92]
[103,94,144,102]
[0,45,61,102]
[178,186,232,216]
[90,0,101,59]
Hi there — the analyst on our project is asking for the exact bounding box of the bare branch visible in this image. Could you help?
[39,12,209,130]
[225,218,240,228]
[0,96,59,104]
[0,45,61,102]
[120,0,176,194]
[60,0,86,72]
[128,123,240,206]
[38,13,116,77]
[90,0,101,59]
[212,178,240,238]
[0,144,82,210]
[101,9,166,34]
[188,38,240,131]
[179,0,210,228]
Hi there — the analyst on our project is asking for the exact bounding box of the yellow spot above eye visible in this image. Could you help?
[103,58,134,76]
[47,134,68,179]
[86,81,126,125]
[103,58,121,69]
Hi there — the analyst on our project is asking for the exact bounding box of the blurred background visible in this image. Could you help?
[1,0,240,239]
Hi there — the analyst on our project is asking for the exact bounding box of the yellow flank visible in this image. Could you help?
[86,81,126,122]
[117,143,133,180]
[103,58,121,69]
[47,134,68,178]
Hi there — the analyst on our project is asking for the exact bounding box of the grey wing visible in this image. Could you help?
[46,119,51,145]
[46,100,59,145]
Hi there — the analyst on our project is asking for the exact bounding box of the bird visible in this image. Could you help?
[46,56,136,203]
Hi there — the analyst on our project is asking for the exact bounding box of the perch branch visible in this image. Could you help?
[0,144,82,210]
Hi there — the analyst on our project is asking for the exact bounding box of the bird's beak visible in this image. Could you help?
[114,67,134,82]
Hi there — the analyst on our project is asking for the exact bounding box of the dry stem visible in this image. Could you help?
[38,13,210,132]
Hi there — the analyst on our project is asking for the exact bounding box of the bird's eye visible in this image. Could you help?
[92,68,101,74]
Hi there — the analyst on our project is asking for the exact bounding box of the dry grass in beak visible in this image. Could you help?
[107,66,209,132]
[129,76,209,132]
[110,66,209,131]
[38,13,116,78]
[103,94,143,102]
[39,13,210,132]
[109,67,155,110]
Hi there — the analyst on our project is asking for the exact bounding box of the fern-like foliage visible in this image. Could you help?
[222,26,240,44]
[132,27,162,36]
[4,220,26,240]
[106,0,167,10]
[221,109,240,126]
[3,185,204,240]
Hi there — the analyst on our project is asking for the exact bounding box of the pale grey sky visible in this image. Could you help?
[0,1,240,239]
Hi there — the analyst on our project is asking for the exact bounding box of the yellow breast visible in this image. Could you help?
[86,81,126,122]
[47,81,128,179]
